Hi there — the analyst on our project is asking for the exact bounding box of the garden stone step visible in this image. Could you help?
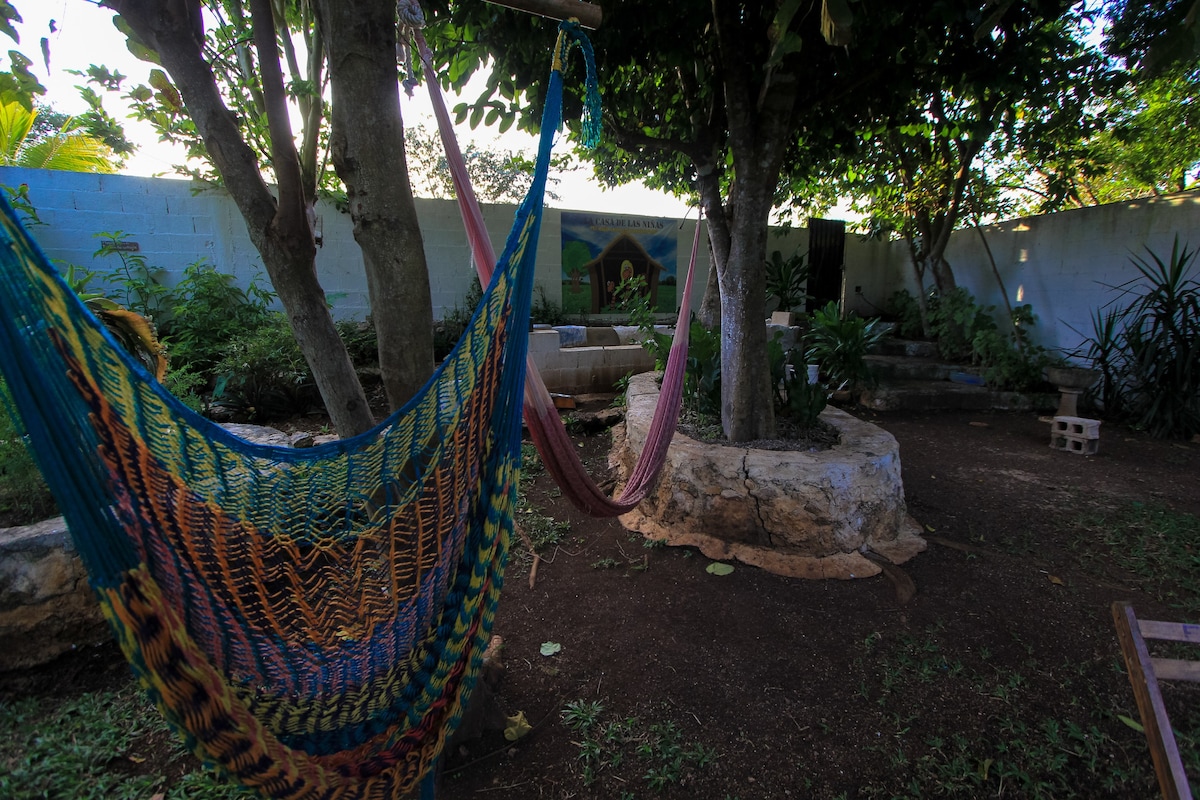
[866,354,982,382]
[873,338,940,359]
[859,379,1057,413]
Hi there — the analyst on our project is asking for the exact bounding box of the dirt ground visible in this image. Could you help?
[4,403,1200,798]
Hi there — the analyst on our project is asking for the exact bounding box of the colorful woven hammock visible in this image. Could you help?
[0,23,597,800]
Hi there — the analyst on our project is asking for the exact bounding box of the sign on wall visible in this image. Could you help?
[560,212,678,315]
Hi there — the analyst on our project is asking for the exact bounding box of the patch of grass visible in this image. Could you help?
[853,622,1161,798]
[515,498,569,552]
[520,440,544,477]
[560,700,718,792]
[1072,501,1200,615]
[0,685,243,799]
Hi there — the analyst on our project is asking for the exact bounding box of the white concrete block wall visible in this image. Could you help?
[6,167,1193,359]
[891,192,1200,358]
[1,167,715,324]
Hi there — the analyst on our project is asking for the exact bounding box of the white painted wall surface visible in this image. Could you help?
[854,191,1200,359]
[5,167,1196,361]
[0,167,711,323]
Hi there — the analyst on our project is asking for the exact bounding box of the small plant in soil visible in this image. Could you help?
[561,700,719,792]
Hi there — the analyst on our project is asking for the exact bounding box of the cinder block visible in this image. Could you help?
[1050,433,1100,455]
[1052,416,1101,439]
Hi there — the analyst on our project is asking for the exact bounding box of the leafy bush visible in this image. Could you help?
[335,318,379,369]
[0,380,57,525]
[93,231,174,322]
[210,313,316,421]
[804,301,888,392]
[532,285,565,326]
[163,261,275,375]
[768,334,828,427]
[434,278,483,361]
[682,320,722,417]
[929,287,996,361]
[971,304,1055,391]
[887,289,925,340]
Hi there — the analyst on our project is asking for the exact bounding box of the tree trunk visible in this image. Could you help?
[313,0,435,411]
[719,184,775,441]
[696,169,728,330]
[708,0,799,442]
[109,0,375,437]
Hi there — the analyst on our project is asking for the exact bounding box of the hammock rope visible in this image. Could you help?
[0,21,597,800]
[406,7,699,517]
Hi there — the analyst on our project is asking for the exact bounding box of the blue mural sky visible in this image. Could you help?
[561,212,678,281]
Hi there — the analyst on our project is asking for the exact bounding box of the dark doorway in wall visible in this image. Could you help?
[806,218,845,313]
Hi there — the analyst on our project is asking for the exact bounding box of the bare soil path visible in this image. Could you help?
[4,405,1199,799]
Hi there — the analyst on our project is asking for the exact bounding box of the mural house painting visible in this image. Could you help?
[561,212,678,315]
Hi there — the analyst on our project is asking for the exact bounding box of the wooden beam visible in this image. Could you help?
[484,0,603,29]
[1112,602,1194,800]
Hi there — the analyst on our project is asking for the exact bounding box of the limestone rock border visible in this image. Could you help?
[612,372,926,580]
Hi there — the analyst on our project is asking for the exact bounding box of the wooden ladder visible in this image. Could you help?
[1112,601,1200,800]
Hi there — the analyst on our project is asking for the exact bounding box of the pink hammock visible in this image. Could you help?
[411,27,697,516]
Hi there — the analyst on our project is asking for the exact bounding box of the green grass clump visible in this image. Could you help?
[1073,501,1200,615]
[0,685,244,799]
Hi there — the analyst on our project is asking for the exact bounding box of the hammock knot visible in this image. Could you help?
[555,20,602,150]
[397,0,426,96]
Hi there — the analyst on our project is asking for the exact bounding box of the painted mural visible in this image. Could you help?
[560,212,678,314]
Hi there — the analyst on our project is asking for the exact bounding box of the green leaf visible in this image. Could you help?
[706,562,735,576]
[1118,714,1145,733]
[540,641,562,656]
[0,0,20,44]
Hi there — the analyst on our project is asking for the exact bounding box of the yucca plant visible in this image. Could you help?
[1118,238,1200,439]
[1082,237,1200,439]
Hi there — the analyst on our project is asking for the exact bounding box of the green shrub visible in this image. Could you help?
[0,381,56,525]
[434,278,483,361]
[532,285,565,326]
[93,231,175,322]
[163,261,275,375]
[335,318,379,369]
[804,301,888,392]
[765,248,810,312]
[682,320,722,417]
[929,287,996,361]
[768,333,828,427]
[210,314,316,421]
[971,304,1055,391]
[887,289,925,340]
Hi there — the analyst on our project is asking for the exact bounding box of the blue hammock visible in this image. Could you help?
[0,21,596,800]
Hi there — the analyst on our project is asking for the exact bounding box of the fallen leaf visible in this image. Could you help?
[1048,575,1064,585]
[706,562,734,576]
[504,710,533,741]
[1118,714,1145,733]
[540,641,562,656]
[925,524,936,533]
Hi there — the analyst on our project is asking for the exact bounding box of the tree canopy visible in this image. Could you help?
[424,0,1086,440]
